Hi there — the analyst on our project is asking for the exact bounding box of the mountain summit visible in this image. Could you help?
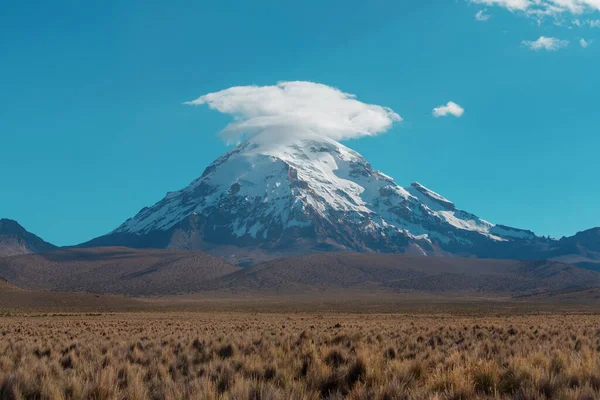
[83,135,553,263]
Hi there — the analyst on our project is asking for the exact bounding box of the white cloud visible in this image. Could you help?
[471,0,530,11]
[476,10,491,20]
[432,101,465,118]
[470,0,600,19]
[185,81,402,144]
[580,37,592,46]
[590,19,600,26]
[522,36,570,50]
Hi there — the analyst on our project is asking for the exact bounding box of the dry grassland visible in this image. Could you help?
[1,312,600,399]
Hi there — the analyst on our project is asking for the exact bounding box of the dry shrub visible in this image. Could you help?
[472,361,499,395]
[218,344,235,359]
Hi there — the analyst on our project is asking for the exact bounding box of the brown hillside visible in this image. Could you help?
[0,278,143,311]
[0,247,239,296]
[514,287,600,304]
[3,249,599,298]
[205,252,600,295]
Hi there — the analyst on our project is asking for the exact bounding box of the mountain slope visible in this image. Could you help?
[82,135,562,263]
[3,250,598,298]
[202,253,600,295]
[0,278,145,311]
[0,247,239,296]
[0,219,56,257]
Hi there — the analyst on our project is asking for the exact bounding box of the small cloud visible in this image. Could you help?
[590,19,600,28]
[470,0,529,12]
[580,38,591,47]
[433,101,465,118]
[522,36,569,51]
[475,10,491,21]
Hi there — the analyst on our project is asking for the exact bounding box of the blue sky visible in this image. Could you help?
[1,0,599,246]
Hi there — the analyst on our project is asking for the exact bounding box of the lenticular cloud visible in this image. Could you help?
[185,81,402,143]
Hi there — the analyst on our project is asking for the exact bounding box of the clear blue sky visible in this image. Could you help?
[1,1,599,246]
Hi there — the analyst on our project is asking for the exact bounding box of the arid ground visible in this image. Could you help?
[2,310,600,400]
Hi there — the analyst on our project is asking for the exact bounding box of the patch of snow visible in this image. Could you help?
[248,222,262,238]
[411,182,453,206]
[490,225,535,240]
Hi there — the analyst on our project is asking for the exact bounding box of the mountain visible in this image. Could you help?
[81,135,599,264]
[548,228,600,270]
[555,228,600,261]
[0,219,56,257]
[0,247,239,296]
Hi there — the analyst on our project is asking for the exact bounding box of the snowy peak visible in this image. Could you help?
[106,136,543,259]
[115,137,389,236]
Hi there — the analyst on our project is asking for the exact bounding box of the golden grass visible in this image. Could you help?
[1,312,600,399]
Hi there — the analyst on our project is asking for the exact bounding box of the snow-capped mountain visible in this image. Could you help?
[84,134,547,263]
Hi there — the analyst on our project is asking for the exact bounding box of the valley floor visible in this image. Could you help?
[2,311,600,399]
